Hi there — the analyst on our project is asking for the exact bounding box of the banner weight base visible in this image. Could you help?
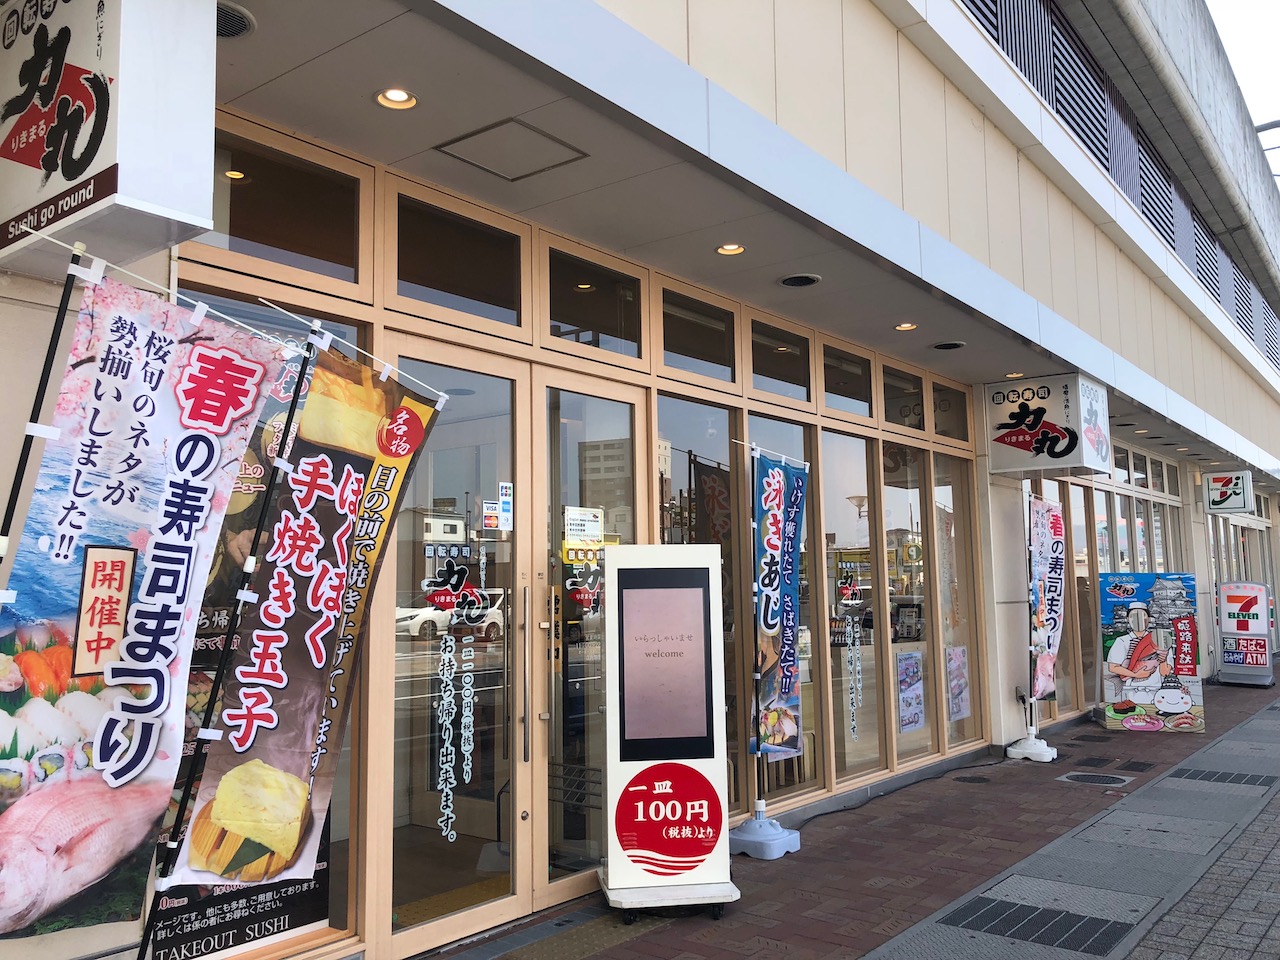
[1006,736,1057,762]
[477,842,510,874]
[728,804,801,859]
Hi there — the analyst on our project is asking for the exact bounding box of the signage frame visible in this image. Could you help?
[1217,581,1275,687]
[983,373,1111,475]
[599,543,739,915]
[1203,472,1255,515]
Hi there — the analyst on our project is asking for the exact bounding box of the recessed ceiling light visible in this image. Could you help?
[1114,422,1136,428]
[1134,428,1149,434]
[1176,447,1189,452]
[716,243,746,256]
[932,341,966,350]
[1210,461,1221,466]
[224,169,246,180]
[376,87,417,109]
[894,322,918,332]
[1005,372,1025,379]
[779,273,821,288]
[574,283,595,292]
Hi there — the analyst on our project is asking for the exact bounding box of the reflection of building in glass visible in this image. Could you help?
[579,438,634,541]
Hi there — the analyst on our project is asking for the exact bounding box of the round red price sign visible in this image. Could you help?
[614,762,723,876]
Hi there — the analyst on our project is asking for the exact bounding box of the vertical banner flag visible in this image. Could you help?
[168,349,435,888]
[1099,573,1203,733]
[751,451,807,761]
[1029,499,1067,700]
[0,278,283,937]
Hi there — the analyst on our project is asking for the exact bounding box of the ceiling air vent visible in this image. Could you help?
[216,2,256,39]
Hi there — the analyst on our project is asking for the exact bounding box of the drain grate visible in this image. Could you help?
[1056,772,1135,786]
[1118,761,1155,772]
[955,776,990,783]
[940,896,1133,955]
[1075,756,1114,768]
[1169,768,1277,787]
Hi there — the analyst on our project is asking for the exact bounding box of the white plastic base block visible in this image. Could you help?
[476,841,510,874]
[597,867,740,910]
[728,810,802,859]
[1006,736,1058,762]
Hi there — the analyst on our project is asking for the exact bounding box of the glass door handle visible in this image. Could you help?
[522,585,531,763]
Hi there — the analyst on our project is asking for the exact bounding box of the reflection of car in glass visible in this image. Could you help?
[395,589,506,642]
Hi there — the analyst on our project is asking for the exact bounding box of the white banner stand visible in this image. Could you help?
[599,544,740,922]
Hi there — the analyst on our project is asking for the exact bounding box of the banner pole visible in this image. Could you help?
[135,326,320,960]
[728,447,800,858]
[0,243,86,562]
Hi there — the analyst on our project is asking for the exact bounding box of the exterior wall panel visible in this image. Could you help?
[899,35,951,235]
[776,0,846,168]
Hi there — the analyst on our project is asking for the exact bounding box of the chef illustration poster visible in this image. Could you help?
[1099,573,1204,733]
[167,348,435,890]
[0,278,284,938]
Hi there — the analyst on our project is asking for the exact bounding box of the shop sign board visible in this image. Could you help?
[1218,582,1274,686]
[1099,573,1204,733]
[1203,471,1254,514]
[0,0,215,279]
[984,374,1110,475]
[602,544,734,897]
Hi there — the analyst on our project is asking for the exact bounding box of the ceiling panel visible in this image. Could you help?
[394,97,678,212]
[622,211,842,284]
[228,15,564,165]
[216,0,410,101]
[521,162,769,251]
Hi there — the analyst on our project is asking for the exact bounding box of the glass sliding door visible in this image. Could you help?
[821,430,885,778]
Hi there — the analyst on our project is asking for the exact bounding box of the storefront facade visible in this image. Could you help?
[5,2,1280,959]
[165,108,987,956]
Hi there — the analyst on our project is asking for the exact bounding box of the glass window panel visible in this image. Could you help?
[883,442,936,761]
[1165,506,1182,570]
[1134,499,1150,572]
[1070,485,1099,705]
[663,291,735,381]
[1096,490,1113,573]
[1114,447,1130,484]
[932,384,969,442]
[548,249,642,357]
[548,389,635,877]
[823,346,872,417]
[936,454,981,743]
[883,366,925,431]
[204,131,358,281]
[176,288,359,360]
[1150,460,1165,493]
[1151,503,1167,573]
[751,321,810,400]
[657,396,743,811]
[392,359,516,926]
[1167,463,1180,497]
[821,430,885,779]
[1116,495,1132,572]
[1132,453,1148,489]
[397,196,520,325]
[748,414,820,798]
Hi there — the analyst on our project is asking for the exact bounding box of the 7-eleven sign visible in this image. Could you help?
[1219,582,1269,636]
